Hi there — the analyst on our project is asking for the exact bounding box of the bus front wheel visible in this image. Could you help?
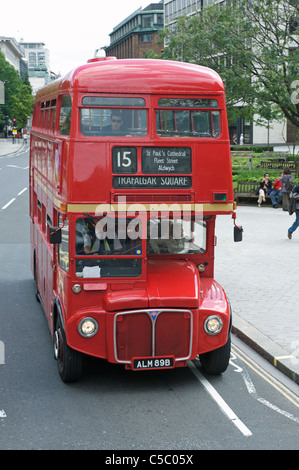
[54,317,82,383]
[198,335,231,375]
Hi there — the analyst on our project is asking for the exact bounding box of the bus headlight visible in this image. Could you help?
[78,318,98,337]
[204,315,223,335]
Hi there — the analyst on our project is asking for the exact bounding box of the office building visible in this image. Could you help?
[104,2,164,59]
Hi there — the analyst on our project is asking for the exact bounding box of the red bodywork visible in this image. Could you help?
[30,58,233,371]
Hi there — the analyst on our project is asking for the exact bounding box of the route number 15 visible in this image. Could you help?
[112,147,137,174]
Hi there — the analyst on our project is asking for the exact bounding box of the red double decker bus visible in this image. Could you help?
[30,57,241,382]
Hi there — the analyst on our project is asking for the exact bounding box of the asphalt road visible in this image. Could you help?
[0,148,298,451]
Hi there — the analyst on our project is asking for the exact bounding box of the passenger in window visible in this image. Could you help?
[147,220,189,254]
[60,111,71,135]
[99,110,129,136]
[163,221,190,254]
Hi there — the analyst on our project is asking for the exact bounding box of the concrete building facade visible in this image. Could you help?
[0,36,28,80]
[19,41,51,95]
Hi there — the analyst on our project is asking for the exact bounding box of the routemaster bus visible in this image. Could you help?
[29,57,242,382]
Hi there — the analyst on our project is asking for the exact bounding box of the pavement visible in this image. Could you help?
[0,137,25,157]
[216,204,299,385]
[1,137,298,384]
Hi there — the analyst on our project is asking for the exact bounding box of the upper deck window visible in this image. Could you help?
[36,99,56,132]
[82,96,145,107]
[158,98,218,108]
[80,107,147,137]
[59,95,72,135]
[156,98,220,138]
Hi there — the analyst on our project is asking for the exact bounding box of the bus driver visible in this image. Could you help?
[83,218,122,254]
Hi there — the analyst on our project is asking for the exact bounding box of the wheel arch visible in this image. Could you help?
[53,296,66,338]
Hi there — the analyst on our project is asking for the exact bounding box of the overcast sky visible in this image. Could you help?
[2,0,153,76]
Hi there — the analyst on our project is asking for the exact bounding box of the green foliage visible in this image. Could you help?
[0,50,34,130]
[232,157,299,186]
[159,0,299,128]
[232,145,274,152]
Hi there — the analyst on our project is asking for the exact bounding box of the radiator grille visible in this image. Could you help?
[114,309,193,364]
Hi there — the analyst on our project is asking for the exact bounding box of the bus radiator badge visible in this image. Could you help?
[149,310,159,321]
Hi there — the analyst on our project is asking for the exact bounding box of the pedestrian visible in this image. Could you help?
[287,184,299,239]
[239,133,244,145]
[257,173,272,208]
[281,167,294,211]
[270,172,283,208]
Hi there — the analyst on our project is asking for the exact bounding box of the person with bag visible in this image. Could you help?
[281,167,294,211]
[287,184,299,239]
[270,172,283,208]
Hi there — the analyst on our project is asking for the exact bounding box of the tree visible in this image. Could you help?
[160,0,299,128]
[0,50,34,131]
[10,83,34,128]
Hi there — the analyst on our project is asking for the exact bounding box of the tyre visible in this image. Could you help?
[54,316,82,383]
[199,335,231,375]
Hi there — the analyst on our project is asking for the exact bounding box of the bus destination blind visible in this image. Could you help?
[113,147,192,189]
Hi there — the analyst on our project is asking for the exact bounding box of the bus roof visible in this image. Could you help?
[35,58,225,100]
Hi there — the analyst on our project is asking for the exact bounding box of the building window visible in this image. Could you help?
[142,15,154,28]
[139,34,152,43]
[156,14,163,25]
[38,52,45,66]
[29,52,36,66]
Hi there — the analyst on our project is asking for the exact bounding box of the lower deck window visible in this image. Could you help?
[58,215,69,271]
[147,218,206,255]
[75,216,143,278]
[76,259,142,278]
[74,216,206,278]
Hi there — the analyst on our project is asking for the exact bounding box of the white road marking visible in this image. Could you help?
[1,188,27,210]
[188,362,253,437]
[0,410,7,419]
[6,164,29,169]
[231,350,299,424]
[2,198,16,210]
[18,187,27,196]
